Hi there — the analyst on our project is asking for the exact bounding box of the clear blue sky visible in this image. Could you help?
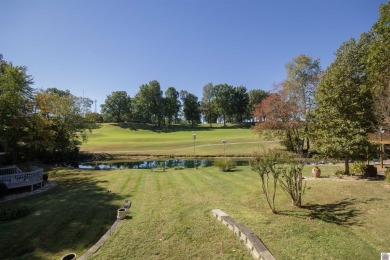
[0,0,386,112]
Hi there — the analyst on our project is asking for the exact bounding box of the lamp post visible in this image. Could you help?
[193,134,196,169]
[379,127,384,168]
[221,140,227,156]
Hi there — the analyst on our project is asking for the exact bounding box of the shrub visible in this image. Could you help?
[333,167,347,178]
[0,182,8,198]
[43,173,49,182]
[251,150,305,212]
[385,168,390,184]
[278,155,304,208]
[0,206,30,221]
[214,158,235,172]
[250,150,281,213]
[350,162,366,175]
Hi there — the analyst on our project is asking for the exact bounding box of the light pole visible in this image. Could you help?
[379,127,384,168]
[221,140,227,156]
[193,134,196,169]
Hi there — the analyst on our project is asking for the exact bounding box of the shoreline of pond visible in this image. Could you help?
[79,151,253,162]
[78,159,251,170]
[76,152,253,169]
[78,151,345,166]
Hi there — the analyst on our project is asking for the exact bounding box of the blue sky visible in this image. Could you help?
[0,0,386,112]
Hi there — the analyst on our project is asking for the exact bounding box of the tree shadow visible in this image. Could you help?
[279,199,362,226]
[301,199,361,226]
[348,174,386,181]
[0,168,130,259]
[224,167,244,173]
[364,197,383,203]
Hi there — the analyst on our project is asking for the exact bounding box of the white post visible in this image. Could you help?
[222,140,227,156]
[193,134,196,169]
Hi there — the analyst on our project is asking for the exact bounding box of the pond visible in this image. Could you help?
[78,159,250,169]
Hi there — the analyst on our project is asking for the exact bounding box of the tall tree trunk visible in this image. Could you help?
[344,157,350,175]
[304,124,310,152]
[306,137,310,151]
[293,170,302,207]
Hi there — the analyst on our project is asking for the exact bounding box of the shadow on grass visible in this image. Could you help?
[0,169,129,259]
[279,199,362,226]
[302,199,361,226]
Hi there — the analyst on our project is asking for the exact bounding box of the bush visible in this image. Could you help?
[333,167,346,178]
[214,158,235,172]
[251,150,304,212]
[250,150,281,213]
[350,162,366,175]
[278,154,304,208]
[0,182,8,198]
[43,173,49,182]
[385,168,390,184]
[0,206,30,221]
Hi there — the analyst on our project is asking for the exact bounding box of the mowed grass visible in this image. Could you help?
[1,165,389,259]
[81,123,282,156]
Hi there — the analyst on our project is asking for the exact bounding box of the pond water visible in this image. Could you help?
[78,159,250,169]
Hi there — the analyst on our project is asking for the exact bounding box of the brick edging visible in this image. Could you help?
[211,209,276,260]
[79,204,131,260]
[78,218,122,260]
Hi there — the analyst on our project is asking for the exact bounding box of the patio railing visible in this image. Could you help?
[0,166,43,191]
[367,133,390,143]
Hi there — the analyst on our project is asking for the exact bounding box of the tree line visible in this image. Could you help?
[100,81,268,127]
[253,1,389,174]
[1,1,387,167]
[0,55,97,163]
[0,53,269,163]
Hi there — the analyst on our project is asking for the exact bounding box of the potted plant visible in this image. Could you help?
[365,165,378,177]
[312,166,321,178]
[61,253,76,260]
[117,208,126,220]
[124,200,131,209]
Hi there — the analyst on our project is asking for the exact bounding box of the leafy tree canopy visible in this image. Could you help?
[312,35,376,174]
[101,91,132,123]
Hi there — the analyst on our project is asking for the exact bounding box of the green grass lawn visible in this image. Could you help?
[1,165,389,259]
[81,123,282,156]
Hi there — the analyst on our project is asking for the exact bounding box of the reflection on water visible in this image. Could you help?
[78,159,249,169]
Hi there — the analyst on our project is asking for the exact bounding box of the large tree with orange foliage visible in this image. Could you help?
[252,91,304,153]
[253,55,322,154]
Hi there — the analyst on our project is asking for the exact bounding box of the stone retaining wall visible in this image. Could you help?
[211,209,275,260]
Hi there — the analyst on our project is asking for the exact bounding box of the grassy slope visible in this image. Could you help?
[80,123,282,156]
[1,165,389,259]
